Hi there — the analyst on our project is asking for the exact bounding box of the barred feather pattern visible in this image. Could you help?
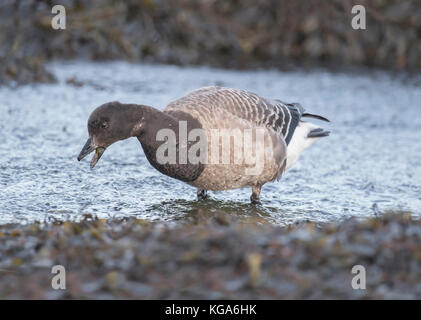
[164,86,303,145]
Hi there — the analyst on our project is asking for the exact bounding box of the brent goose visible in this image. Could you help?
[78,86,330,203]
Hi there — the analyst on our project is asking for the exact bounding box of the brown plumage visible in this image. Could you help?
[77,86,330,203]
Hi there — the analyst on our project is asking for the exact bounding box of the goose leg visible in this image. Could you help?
[250,185,261,204]
[197,189,208,200]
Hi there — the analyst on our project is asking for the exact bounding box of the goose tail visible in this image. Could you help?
[285,121,330,171]
[307,127,330,138]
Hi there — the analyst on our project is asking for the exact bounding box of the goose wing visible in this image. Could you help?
[164,86,304,145]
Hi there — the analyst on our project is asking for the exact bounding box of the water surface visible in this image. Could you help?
[1,61,420,225]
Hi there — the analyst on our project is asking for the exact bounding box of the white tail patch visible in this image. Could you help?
[285,121,322,171]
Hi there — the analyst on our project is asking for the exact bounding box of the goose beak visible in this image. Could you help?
[90,147,105,169]
[77,137,105,168]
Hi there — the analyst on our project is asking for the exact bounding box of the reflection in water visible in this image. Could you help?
[143,198,275,224]
[0,61,420,224]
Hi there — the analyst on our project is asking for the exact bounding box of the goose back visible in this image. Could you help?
[164,86,303,145]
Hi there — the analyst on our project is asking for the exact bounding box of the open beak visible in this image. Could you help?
[77,137,105,168]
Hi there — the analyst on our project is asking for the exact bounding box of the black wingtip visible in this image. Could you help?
[302,113,330,122]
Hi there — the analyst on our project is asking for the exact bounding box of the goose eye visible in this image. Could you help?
[101,122,108,129]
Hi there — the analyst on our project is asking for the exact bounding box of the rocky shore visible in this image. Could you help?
[1,0,420,85]
[1,212,420,299]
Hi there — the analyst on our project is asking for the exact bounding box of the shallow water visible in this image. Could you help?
[1,61,420,225]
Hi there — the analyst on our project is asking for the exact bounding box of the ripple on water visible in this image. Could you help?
[0,61,420,225]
